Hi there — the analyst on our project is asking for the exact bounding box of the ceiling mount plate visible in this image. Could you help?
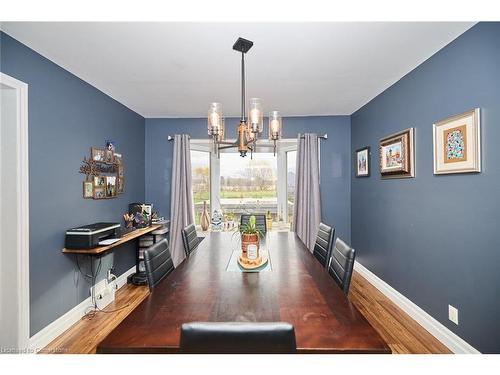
[233,37,253,53]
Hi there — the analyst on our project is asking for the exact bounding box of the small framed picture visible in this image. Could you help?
[379,128,415,179]
[355,146,370,177]
[114,153,122,165]
[83,181,94,199]
[94,175,106,187]
[117,177,124,194]
[106,176,117,197]
[104,149,114,164]
[91,147,106,163]
[118,165,124,178]
[433,108,480,174]
[93,187,106,199]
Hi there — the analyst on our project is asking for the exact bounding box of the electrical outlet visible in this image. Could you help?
[448,305,459,325]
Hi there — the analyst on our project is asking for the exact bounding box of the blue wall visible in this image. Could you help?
[1,32,146,336]
[351,22,500,353]
[145,116,351,243]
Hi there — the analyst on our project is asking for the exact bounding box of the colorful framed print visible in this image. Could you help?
[379,128,415,179]
[355,146,370,177]
[83,181,94,199]
[91,147,106,163]
[433,108,481,174]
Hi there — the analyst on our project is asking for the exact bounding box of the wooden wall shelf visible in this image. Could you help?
[62,224,162,255]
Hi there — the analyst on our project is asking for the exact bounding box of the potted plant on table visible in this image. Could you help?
[239,215,264,259]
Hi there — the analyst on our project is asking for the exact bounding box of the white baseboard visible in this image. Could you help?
[29,266,136,352]
[354,261,480,354]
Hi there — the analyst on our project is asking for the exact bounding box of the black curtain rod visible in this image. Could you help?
[167,134,327,141]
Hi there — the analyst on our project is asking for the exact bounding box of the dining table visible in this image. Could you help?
[97,231,391,354]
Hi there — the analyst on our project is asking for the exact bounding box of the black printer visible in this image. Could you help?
[65,222,121,249]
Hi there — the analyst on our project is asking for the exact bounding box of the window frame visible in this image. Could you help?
[190,139,298,221]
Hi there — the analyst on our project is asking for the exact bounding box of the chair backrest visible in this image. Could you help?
[328,237,356,295]
[240,214,267,233]
[313,222,335,268]
[143,239,174,292]
[179,322,297,354]
[181,223,199,257]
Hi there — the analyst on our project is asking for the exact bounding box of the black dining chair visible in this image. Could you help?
[179,321,297,354]
[143,239,174,292]
[181,223,200,257]
[240,214,267,233]
[328,237,356,295]
[312,222,335,268]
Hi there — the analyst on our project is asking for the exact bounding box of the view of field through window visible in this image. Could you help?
[219,152,277,223]
[191,148,296,228]
[191,150,210,225]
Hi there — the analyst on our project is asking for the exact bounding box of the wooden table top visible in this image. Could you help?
[97,232,391,354]
[62,224,163,255]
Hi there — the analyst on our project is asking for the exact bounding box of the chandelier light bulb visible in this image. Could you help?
[208,102,223,136]
[268,111,282,141]
[248,98,263,134]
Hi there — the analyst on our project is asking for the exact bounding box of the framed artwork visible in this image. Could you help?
[83,181,94,199]
[106,176,117,197]
[91,147,106,163]
[117,177,124,194]
[379,128,415,179]
[433,108,481,174]
[104,149,114,164]
[81,145,125,199]
[93,187,106,199]
[94,175,106,188]
[355,146,370,177]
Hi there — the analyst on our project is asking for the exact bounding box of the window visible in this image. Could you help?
[219,152,277,223]
[190,139,297,231]
[286,150,296,225]
[190,150,210,225]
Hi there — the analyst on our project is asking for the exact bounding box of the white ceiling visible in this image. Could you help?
[1,22,474,118]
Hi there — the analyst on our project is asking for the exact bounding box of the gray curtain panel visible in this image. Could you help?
[170,134,194,267]
[292,133,321,251]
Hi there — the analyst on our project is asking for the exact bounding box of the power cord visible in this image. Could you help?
[77,255,130,320]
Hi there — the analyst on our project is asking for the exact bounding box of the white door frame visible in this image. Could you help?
[0,72,30,350]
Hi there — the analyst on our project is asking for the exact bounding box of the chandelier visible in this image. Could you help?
[207,37,283,157]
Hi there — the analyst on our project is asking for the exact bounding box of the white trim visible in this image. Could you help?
[0,72,30,351]
[28,265,137,353]
[354,261,480,354]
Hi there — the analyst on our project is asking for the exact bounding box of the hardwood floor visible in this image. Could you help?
[349,272,451,354]
[41,271,451,354]
[41,284,149,354]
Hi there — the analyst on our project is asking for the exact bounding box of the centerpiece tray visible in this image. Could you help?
[237,250,269,270]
